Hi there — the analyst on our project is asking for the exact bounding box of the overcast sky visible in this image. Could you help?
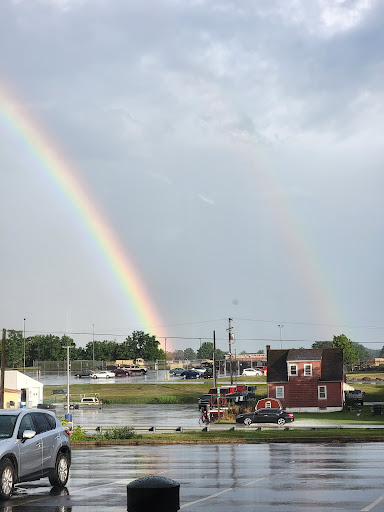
[1,0,383,354]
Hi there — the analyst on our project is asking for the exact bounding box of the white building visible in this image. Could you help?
[1,371,43,408]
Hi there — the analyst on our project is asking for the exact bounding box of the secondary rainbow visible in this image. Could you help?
[0,81,165,340]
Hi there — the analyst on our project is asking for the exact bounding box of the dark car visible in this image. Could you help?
[236,408,294,426]
[181,370,201,379]
[198,394,215,410]
[202,367,213,378]
[112,368,132,377]
[169,367,185,376]
[74,369,93,378]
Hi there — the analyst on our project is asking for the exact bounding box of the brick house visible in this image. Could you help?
[267,347,344,412]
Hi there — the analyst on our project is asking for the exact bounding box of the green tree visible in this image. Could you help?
[215,348,226,360]
[332,334,359,365]
[197,342,214,359]
[312,341,333,349]
[5,330,24,368]
[379,346,384,358]
[352,342,370,361]
[120,331,162,361]
[184,348,196,361]
[27,335,75,365]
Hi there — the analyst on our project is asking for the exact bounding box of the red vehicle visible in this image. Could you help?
[111,368,132,377]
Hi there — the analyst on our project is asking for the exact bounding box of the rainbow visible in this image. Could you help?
[240,144,341,328]
[0,80,165,340]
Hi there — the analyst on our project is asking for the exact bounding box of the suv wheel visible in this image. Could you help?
[49,452,69,488]
[277,417,286,425]
[243,417,252,426]
[0,459,14,500]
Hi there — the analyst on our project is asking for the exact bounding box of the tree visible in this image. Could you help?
[379,346,384,358]
[332,334,359,365]
[215,348,226,360]
[352,342,370,362]
[184,348,196,361]
[172,350,185,361]
[197,342,214,360]
[312,341,333,349]
[5,330,24,368]
[120,331,162,361]
[27,335,74,365]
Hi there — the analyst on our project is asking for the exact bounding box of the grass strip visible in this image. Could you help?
[71,428,384,446]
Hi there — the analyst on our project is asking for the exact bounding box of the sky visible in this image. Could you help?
[1,0,383,355]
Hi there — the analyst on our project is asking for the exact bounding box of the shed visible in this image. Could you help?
[1,371,43,408]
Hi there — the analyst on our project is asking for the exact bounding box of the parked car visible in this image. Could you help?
[236,408,294,426]
[191,367,206,375]
[198,394,215,410]
[0,408,71,499]
[181,370,201,379]
[74,369,93,378]
[169,367,185,376]
[202,367,214,378]
[80,396,102,406]
[242,368,263,377]
[345,389,364,407]
[91,370,115,379]
[111,368,132,377]
[121,365,147,375]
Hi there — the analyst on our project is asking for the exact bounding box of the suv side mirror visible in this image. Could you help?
[22,430,36,442]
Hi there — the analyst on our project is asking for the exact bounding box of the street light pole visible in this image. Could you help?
[63,345,71,417]
[278,324,284,350]
[92,324,95,370]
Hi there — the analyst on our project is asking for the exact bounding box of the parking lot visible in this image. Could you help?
[2,442,384,511]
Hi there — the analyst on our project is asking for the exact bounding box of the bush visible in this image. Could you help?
[103,426,135,440]
[70,425,89,441]
[151,396,178,404]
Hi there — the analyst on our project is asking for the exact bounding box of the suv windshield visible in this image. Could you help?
[0,415,18,439]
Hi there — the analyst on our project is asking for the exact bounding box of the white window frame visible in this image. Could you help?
[318,385,327,400]
[276,386,284,399]
[289,364,298,376]
[265,401,272,408]
[304,364,312,376]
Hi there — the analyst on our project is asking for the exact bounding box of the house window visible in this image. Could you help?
[304,364,312,376]
[289,364,297,376]
[265,401,272,408]
[276,386,284,399]
[318,385,327,400]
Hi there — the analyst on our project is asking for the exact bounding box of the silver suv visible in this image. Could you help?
[0,408,71,499]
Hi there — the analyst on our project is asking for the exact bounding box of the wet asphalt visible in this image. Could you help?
[2,442,384,511]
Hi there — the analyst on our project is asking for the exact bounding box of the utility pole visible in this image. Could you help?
[278,324,284,350]
[213,330,217,388]
[227,318,234,385]
[92,323,95,370]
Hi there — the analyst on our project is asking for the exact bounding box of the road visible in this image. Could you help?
[2,442,384,511]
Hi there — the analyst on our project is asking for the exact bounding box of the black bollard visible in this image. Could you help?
[127,475,180,512]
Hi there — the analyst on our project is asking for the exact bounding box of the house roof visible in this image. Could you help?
[287,349,322,361]
[321,348,344,381]
[267,348,344,382]
[267,350,289,382]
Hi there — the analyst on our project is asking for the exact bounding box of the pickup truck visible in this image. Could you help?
[345,389,364,407]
